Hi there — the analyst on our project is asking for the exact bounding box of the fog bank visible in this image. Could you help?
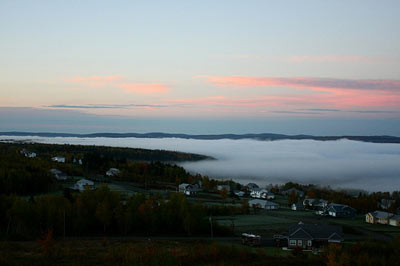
[2,136,400,192]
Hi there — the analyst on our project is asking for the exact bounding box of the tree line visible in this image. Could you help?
[0,185,233,239]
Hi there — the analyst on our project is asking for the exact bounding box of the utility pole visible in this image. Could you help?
[209,214,213,238]
[63,209,66,240]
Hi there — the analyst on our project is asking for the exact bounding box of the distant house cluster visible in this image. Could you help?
[179,183,201,196]
[248,199,279,210]
[20,149,36,158]
[73,179,95,191]
[245,183,275,200]
[50,168,68,181]
[366,211,400,227]
[106,168,120,177]
[52,156,66,163]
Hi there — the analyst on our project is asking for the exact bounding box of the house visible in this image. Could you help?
[106,168,120,177]
[217,185,230,192]
[366,211,394,225]
[267,192,275,200]
[380,199,395,210]
[303,198,328,208]
[389,215,400,227]
[20,149,36,158]
[250,188,268,198]
[50,168,68,181]
[303,198,316,207]
[246,183,259,191]
[73,158,83,165]
[179,183,200,196]
[52,156,66,163]
[314,199,329,208]
[248,199,279,210]
[292,202,305,211]
[327,203,356,218]
[73,179,95,191]
[315,207,328,216]
[287,222,344,250]
[281,188,304,198]
[233,190,245,197]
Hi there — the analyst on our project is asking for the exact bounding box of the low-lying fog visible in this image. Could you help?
[2,136,400,192]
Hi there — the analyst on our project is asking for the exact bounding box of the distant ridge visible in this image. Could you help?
[1,131,399,144]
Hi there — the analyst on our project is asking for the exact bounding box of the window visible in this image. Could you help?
[308,240,312,246]
[297,240,302,246]
[289,240,296,246]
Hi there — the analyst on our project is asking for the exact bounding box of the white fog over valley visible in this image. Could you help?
[2,136,400,192]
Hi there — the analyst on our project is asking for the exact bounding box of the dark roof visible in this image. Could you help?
[370,211,394,219]
[390,215,400,221]
[328,203,356,213]
[282,188,304,195]
[246,183,259,188]
[289,222,343,240]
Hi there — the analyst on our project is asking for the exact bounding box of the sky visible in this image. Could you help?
[1,0,400,135]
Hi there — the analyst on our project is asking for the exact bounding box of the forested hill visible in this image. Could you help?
[0,142,211,162]
[1,131,400,143]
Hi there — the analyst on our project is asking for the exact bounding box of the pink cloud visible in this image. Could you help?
[200,76,400,91]
[70,75,170,95]
[119,83,170,95]
[72,75,123,87]
[288,56,388,63]
[170,88,400,110]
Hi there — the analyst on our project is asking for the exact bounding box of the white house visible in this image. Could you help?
[20,149,36,158]
[50,168,68,181]
[106,168,120,177]
[389,215,400,227]
[52,156,66,163]
[73,179,95,191]
[73,158,83,165]
[292,202,305,211]
[248,199,279,210]
[234,190,245,197]
[179,183,200,195]
[303,198,328,208]
[250,188,268,199]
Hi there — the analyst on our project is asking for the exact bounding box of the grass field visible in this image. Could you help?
[0,239,318,266]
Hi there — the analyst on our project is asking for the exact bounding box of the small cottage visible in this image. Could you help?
[20,149,36,158]
[179,183,200,196]
[52,156,66,163]
[327,203,356,218]
[292,202,305,211]
[73,179,95,191]
[249,199,279,210]
[106,168,120,177]
[366,211,394,225]
[50,168,68,181]
[389,215,400,227]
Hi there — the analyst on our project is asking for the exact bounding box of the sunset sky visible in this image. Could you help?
[1,0,400,135]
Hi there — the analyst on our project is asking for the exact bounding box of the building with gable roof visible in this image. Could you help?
[288,222,344,250]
